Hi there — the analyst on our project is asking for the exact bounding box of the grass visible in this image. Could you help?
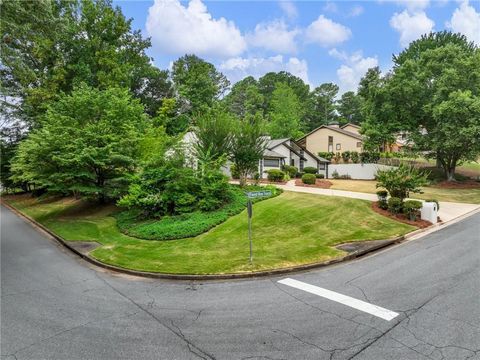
[329,179,480,204]
[116,185,281,240]
[4,192,414,274]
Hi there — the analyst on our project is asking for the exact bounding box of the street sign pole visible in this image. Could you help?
[247,199,253,263]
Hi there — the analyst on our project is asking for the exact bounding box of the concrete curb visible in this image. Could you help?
[2,200,478,281]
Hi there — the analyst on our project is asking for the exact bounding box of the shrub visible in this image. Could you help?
[350,151,360,163]
[303,166,317,174]
[318,152,334,161]
[360,151,380,163]
[332,170,339,179]
[339,174,351,179]
[252,172,260,185]
[282,165,298,178]
[296,172,304,178]
[376,190,388,210]
[302,173,316,185]
[266,169,285,182]
[333,152,341,164]
[341,151,351,163]
[315,173,325,179]
[376,164,429,201]
[387,197,403,214]
[424,199,440,210]
[403,200,423,221]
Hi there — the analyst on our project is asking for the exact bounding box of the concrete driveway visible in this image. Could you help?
[2,205,479,359]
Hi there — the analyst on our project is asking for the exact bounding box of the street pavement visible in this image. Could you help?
[1,204,479,360]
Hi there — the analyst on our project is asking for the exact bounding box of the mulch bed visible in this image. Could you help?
[432,180,480,189]
[295,179,333,188]
[371,202,432,228]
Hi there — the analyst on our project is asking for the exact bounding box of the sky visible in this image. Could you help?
[113,0,480,93]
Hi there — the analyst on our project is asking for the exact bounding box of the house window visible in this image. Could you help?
[328,136,334,152]
[264,158,280,167]
[336,143,341,150]
[290,158,295,166]
[357,142,362,148]
[319,163,325,170]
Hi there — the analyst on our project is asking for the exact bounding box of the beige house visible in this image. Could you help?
[297,123,364,154]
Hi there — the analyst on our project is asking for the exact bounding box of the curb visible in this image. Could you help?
[2,200,478,281]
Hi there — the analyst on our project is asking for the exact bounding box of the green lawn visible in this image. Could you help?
[5,192,414,274]
[329,179,480,204]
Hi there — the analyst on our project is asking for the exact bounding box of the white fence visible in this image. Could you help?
[328,164,395,180]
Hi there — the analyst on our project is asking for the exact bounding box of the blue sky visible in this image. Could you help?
[114,0,480,93]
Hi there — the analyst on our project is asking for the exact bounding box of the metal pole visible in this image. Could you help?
[249,216,252,264]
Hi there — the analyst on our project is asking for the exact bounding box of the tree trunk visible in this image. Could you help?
[445,168,456,182]
[239,175,247,187]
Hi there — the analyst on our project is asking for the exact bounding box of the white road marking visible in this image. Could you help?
[278,278,399,321]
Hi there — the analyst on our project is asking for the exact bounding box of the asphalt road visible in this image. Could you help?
[1,205,479,360]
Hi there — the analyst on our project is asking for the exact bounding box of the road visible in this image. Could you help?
[1,205,479,360]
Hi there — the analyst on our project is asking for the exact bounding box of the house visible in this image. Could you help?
[260,138,330,178]
[179,131,329,178]
[297,122,364,155]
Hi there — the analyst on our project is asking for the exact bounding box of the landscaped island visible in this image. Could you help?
[5,191,414,275]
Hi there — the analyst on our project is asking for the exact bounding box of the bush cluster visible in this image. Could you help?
[315,174,325,179]
[387,197,403,214]
[301,173,316,185]
[376,190,388,209]
[266,169,285,182]
[318,152,334,161]
[116,185,281,240]
[282,165,298,178]
[403,200,423,221]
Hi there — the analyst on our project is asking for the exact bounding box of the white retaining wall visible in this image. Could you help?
[328,164,395,180]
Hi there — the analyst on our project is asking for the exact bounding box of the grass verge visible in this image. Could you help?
[4,191,415,274]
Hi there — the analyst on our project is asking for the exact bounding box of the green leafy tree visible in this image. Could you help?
[224,76,263,117]
[172,54,230,114]
[193,106,234,166]
[267,83,303,139]
[337,91,364,125]
[231,116,267,187]
[305,83,339,131]
[10,85,148,201]
[376,164,429,201]
[153,97,190,135]
[388,32,480,180]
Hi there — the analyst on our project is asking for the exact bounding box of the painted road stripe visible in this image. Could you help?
[278,278,399,321]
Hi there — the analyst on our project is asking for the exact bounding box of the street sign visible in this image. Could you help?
[246,190,272,198]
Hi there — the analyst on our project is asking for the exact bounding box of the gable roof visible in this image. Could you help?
[297,125,364,142]
[263,149,286,158]
[341,123,361,129]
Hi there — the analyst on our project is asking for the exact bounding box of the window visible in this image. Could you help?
[290,158,295,166]
[319,163,325,170]
[264,158,280,167]
[336,143,341,150]
[328,136,333,144]
[357,142,362,148]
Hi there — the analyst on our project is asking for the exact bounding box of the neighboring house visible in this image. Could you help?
[260,138,330,178]
[179,131,329,178]
[297,122,364,155]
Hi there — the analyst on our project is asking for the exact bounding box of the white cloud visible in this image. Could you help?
[305,15,352,47]
[390,10,435,47]
[246,20,300,54]
[329,49,379,93]
[219,55,310,85]
[323,2,338,13]
[279,1,298,19]
[146,0,246,58]
[446,1,480,44]
[348,5,364,17]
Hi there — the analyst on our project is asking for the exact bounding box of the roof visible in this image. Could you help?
[341,123,361,129]
[266,137,330,163]
[266,138,290,149]
[263,149,286,158]
[297,125,364,142]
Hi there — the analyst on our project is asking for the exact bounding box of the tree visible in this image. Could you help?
[172,54,230,114]
[10,85,148,201]
[267,83,303,139]
[193,106,234,166]
[388,32,480,180]
[304,83,339,131]
[231,116,267,187]
[376,164,429,201]
[337,91,364,125]
[224,76,262,117]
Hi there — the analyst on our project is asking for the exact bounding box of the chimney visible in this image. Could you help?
[328,121,340,128]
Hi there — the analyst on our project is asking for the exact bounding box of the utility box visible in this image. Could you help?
[421,202,438,224]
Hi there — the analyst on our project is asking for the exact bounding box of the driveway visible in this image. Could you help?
[1,205,479,359]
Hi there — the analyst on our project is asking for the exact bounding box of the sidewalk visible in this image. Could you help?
[273,180,480,223]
